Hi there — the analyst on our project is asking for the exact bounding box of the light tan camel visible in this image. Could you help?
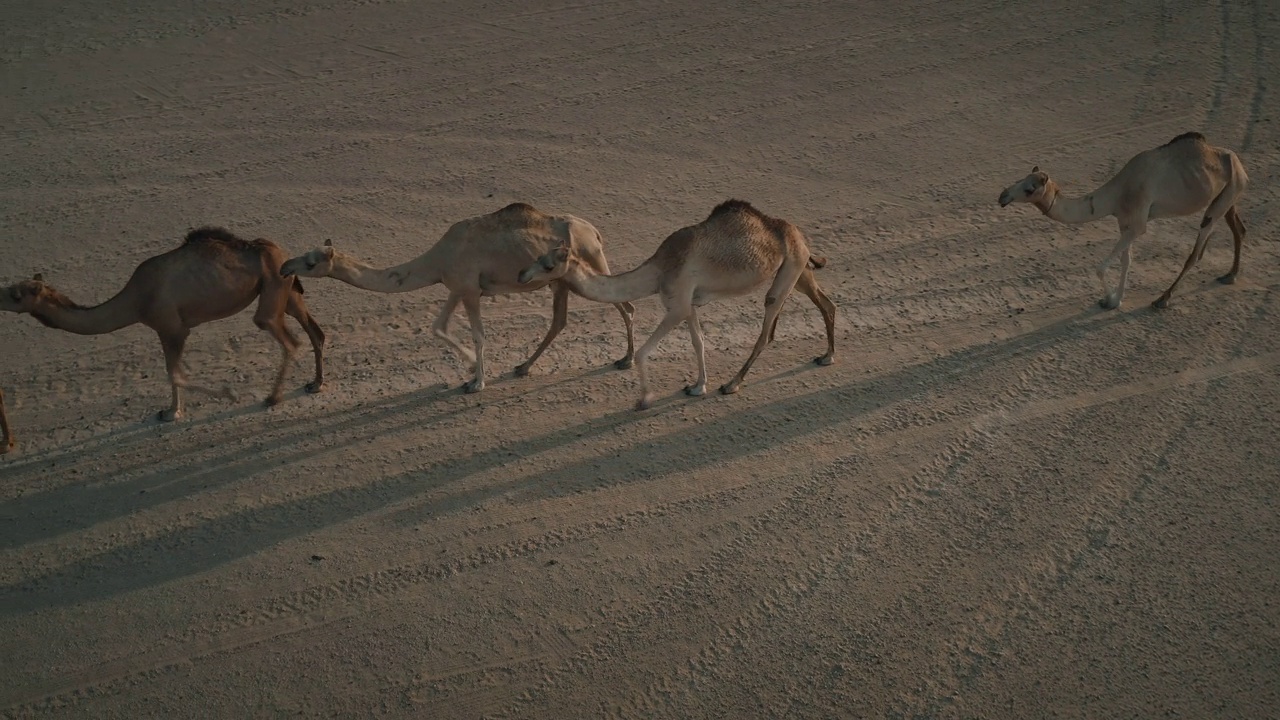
[0,388,13,454]
[0,227,326,422]
[280,202,636,393]
[518,199,837,410]
[998,131,1249,310]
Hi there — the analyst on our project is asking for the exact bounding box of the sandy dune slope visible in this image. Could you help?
[1,0,1278,716]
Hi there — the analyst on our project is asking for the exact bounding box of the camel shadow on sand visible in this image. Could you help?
[0,304,1144,618]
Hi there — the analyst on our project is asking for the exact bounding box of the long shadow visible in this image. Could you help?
[0,360,625,550]
[0,306,1139,617]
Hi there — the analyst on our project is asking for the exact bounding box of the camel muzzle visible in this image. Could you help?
[517,269,534,284]
[998,193,1012,207]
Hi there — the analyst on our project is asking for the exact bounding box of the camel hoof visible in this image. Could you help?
[514,364,532,378]
[463,379,484,394]
[263,395,282,408]
[1151,297,1171,310]
[157,409,181,423]
[635,396,652,411]
[1217,273,1238,285]
[1,442,12,455]
[814,355,834,367]
[614,357,635,371]
[719,383,740,396]
[1098,296,1120,310]
[305,381,325,394]
[684,384,706,397]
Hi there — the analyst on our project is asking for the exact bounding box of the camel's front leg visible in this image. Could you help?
[1219,206,1246,285]
[158,331,190,422]
[516,283,568,377]
[461,294,487,393]
[613,301,636,370]
[0,388,13,454]
[432,291,475,366]
[286,292,326,394]
[684,306,708,397]
[633,307,690,411]
[1096,226,1140,309]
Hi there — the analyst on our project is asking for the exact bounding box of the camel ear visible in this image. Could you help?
[32,273,43,282]
[1031,166,1039,173]
[324,239,332,247]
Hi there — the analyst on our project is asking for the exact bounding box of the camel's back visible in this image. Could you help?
[438,202,598,265]
[658,200,798,273]
[125,228,286,321]
[1115,133,1239,214]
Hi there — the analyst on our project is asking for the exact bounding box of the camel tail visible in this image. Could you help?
[807,255,827,270]
[1201,150,1249,227]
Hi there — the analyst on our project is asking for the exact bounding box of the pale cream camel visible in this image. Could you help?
[0,227,326,422]
[0,388,13,454]
[518,199,837,410]
[280,202,636,393]
[998,131,1249,309]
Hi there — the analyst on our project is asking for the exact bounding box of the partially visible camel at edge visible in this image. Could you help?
[280,202,636,393]
[998,131,1249,310]
[0,389,13,454]
[0,227,326,422]
[518,199,837,411]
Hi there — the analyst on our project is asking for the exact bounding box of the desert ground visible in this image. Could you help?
[2,0,1278,717]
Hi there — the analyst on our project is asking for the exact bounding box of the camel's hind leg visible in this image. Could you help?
[0,388,13,454]
[1154,214,1223,309]
[286,290,326,393]
[612,301,636,369]
[1218,206,1246,284]
[720,260,806,396]
[684,306,709,397]
[795,267,837,365]
[516,284,568,377]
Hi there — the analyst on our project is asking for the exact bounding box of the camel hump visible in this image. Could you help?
[708,199,759,219]
[497,202,541,215]
[183,225,270,253]
[1163,131,1207,146]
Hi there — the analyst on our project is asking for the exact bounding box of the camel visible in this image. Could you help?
[0,227,326,422]
[0,388,13,454]
[998,131,1249,310]
[280,202,636,393]
[517,199,837,410]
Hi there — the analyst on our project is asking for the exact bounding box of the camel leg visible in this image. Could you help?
[516,284,568,377]
[460,294,487,393]
[158,330,191,422]
[1154,216,1220,309]
[432,291,476,366]
[1219,206,1246,284]
[253,297,301,406]
[286,292,326,393]
[1097,224,1141,310]
[720,260,806,396]
[613,301,637,370]
[0,388,13,454]
[796,267,837,366]
[684,306,708,397]
[634,306,691,411]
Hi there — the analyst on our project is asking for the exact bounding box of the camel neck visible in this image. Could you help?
[1037,181,1106,224]
[330,254,440,293]
[33,289,138,335]
[560,260,662,304]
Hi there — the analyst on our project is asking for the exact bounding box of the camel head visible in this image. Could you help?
[0,274,61,316]
[281,240,337,278]
[517,243,573,285]
[998,166,1051,207]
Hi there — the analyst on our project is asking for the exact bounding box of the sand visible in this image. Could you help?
[2,0,1278,717]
